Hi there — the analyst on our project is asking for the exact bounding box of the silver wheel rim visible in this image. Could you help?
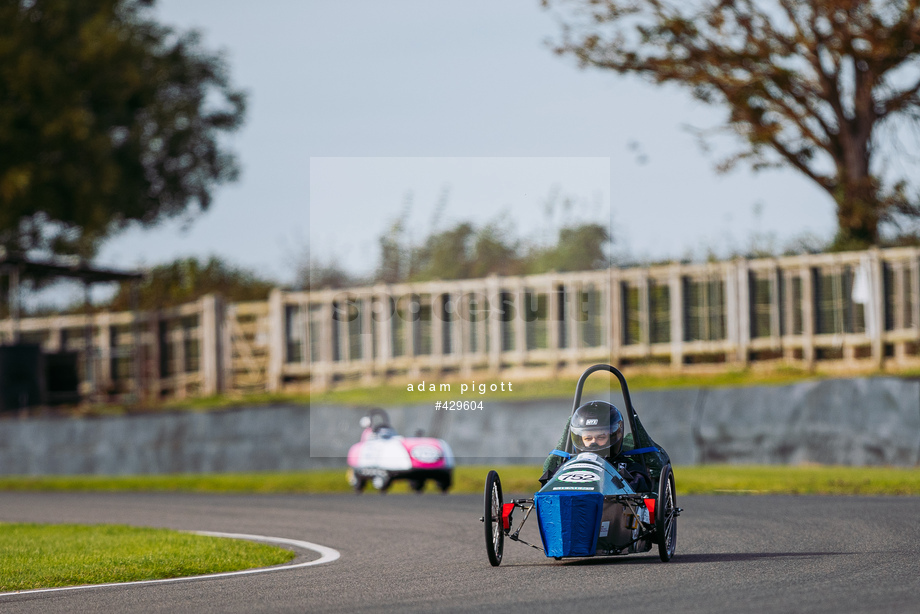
[490,483,501,552]
[663,477,675,555]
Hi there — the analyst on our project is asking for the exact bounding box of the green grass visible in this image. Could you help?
[460,465,920,497]
[1,465,919,496]
[674,464,920,496]
[0,523,295,592]
[306,366,818,407]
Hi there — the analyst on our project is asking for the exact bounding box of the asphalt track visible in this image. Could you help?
[0,490,918,613]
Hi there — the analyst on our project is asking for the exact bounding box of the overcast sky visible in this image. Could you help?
[92,0,836,286]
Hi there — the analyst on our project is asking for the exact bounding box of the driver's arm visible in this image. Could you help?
[539,419,571,485]
[613,457,652,492]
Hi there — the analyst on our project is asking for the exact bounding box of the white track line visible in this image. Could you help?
[0,531,340,598]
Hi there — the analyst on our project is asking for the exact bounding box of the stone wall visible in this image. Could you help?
[1,378,918,475]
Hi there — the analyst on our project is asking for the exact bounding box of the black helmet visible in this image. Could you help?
[570,401,624,456]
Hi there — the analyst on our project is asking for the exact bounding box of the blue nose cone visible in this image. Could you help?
[534,490,603,557]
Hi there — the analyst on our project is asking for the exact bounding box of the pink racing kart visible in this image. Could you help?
[347,408,455,493]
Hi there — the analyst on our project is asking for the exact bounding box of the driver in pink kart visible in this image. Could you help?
[540,400,651,491]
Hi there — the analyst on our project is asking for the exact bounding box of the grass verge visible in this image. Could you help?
[305,366,818,407]
[43,364,827,416]
[0,523,294,593]
[1,465,919,496]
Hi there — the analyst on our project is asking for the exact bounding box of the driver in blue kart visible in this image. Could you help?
[539,400,651,492]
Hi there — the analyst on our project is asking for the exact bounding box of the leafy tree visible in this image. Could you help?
[376,219,409,284]
[408,221,525,281]
[469,222,525,277]
[543,0,920,248]
[0,0,245,258]
[293,253,360,291]
[526,223,611,273]
[105,256,274,311]
[373,216,611,282]
[376,217,525,282]
[409,222,477,281]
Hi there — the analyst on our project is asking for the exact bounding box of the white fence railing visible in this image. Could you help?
[2,246,919,402]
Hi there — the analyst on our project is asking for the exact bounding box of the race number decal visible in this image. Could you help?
[557,471,600,483]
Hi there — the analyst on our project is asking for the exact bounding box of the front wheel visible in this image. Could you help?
[483,470,504,566]
[656,464,677,562]
[371,473,391,493]
[346,469,367,493]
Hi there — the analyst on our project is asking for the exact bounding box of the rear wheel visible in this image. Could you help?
[483,470,504,566]
[437,471,453,494]
[409,479,425,493]
[656,465,677,562]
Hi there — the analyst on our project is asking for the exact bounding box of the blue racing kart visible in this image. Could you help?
[481,364,681,566]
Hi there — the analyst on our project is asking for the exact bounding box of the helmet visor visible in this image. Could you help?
[571,426,612,453]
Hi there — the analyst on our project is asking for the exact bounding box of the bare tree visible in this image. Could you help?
[543,0,920,247]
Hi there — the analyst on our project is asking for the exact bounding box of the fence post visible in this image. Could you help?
[98,313,113,398]
[267,288,284,392]
[567,280,581,367]
[361,293,375,383]
[608,269,620,366]
[221,302,234,396]
[487,276,502,374]
[200,294,223,396]
[459,290,475,376]
[869,248,884,368]
[476,284,488,363]
[450,290,463,364]
[724,261,740,364]
[316,294,335,390]
[769,261,781,350]
[148,310,162,402]
[82,285,95,401]
[548,281,561,358]
[514,279,527,364]
[638,269,650,357]
[669,263,683,370]
[431,290,444,366]
[375,287,392,368]
[736,258,751,364]
[174,314,187,400]
[801,264,815,368]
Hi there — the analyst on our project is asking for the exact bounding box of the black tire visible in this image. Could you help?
[437,471,453,494]
[483,470,504,566]
[656,464,677,562]
[347,469,367,493]
[409,479,425,493]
